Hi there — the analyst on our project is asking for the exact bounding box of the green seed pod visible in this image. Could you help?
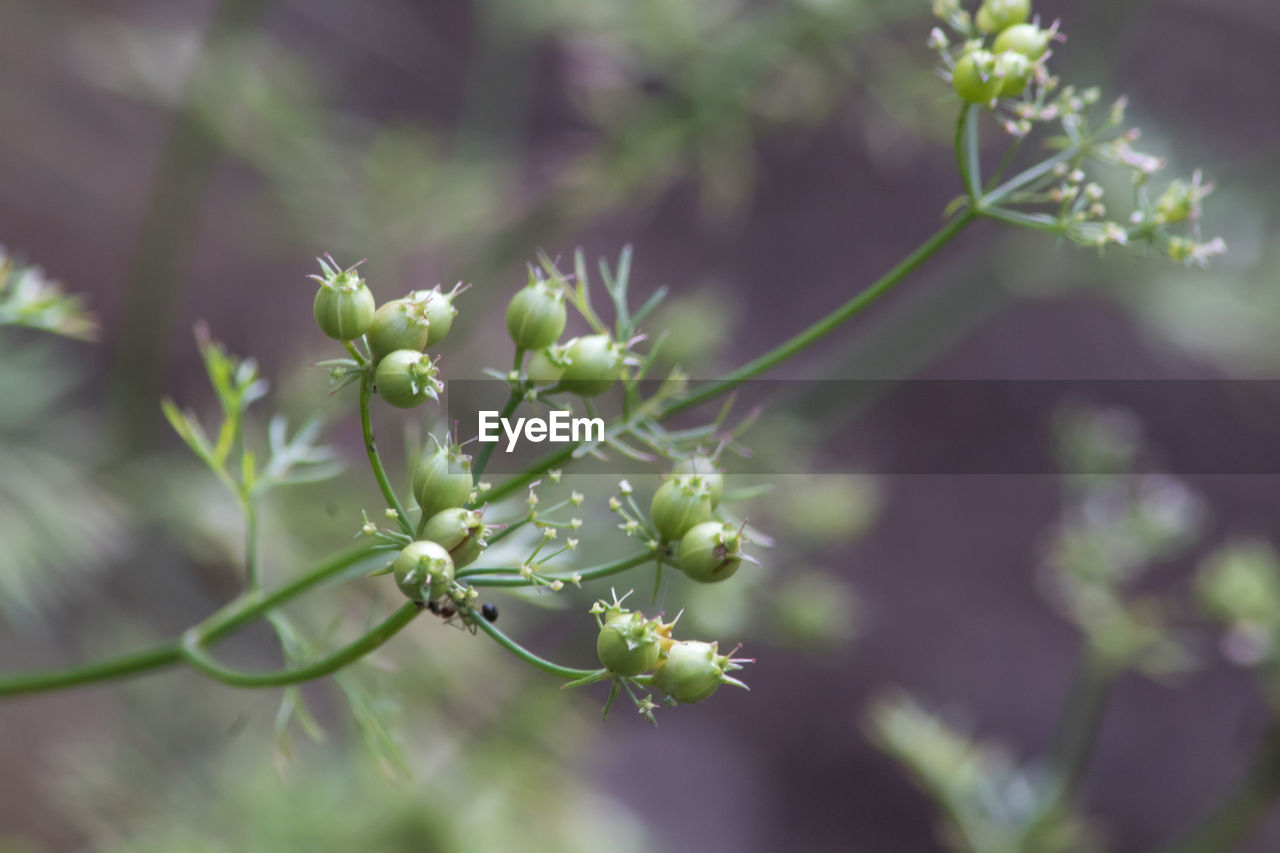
[526,343,570,386]
[952,50,1002,104]
[311,257,375,341]
[413,442,474,519]
[374,350,442,408]
[421,507,487,568]
[678,521,745,583]
[560,334,624,397]
[367,297,431,361]
[652,640,746,704]
[392,540,455,603]
[506,277,566,351]
[650,474,714,542]
[993,23,1052,59]
[671,455,724,507]
[976,0,1029,34]
[596,610,662,676]
[994,50,1032,97]
[414,286,463,347]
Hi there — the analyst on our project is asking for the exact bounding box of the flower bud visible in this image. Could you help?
[678,521,745,583]
[652,640,748,704]
[421,507,488,568]
[311,257,375,341]
[506,276,566,351]
[1155,180,1196,224]
[413,441,474,519]
[367,296,431,361]
[650,474,714,542]
[374,350,442,408]
[560,334,624,397]
[392,540,455,603]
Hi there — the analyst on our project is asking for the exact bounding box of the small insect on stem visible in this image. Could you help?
[481,603,499,623]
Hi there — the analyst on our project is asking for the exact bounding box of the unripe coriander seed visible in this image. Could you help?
[650,474,714,542]
[672,455,724,507]
[367,297,431,362]
[312,257,375,341]
[413,443,474,519]
[415,287,461,347]
[506,278,566,351]
[526,343,570,386]
[559,334,624,397]
[652,640,738,704]
[421,507,487,568]
[374,350,441,408]
[392,540,455,603]
[994,51,1032,97]
[678,521,745,583]
[976,0,1030,34]
[993,23,1052,59]
[952,50,1002,104]
[596,610,662,676]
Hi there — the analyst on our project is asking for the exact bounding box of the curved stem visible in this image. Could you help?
[360,376,413,535]
[0,543,380,698]
[0,643,183,698]
[658,211,976,419]
[468,609,599,680]
[956,104,981,202]
[180,602,420,688]
[457,551,653,588]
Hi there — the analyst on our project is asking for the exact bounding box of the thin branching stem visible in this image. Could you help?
[360,376,413,535]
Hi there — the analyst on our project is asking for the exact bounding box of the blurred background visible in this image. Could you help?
[1,0,1279,850]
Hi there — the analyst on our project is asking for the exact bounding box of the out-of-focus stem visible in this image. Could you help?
[110,0,276,452]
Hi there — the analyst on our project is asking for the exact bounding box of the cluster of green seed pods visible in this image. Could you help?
[310,255,463,408]
[593,595,749,704]
[951,1,1055,105]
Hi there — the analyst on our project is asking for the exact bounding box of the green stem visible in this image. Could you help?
[245,492,261,588]
[957,104,982,201]
[180,602,420,688]
[471,388,523,485]
[108,0,275,452]
[659,210,977,420]
[0,543,379,698]
[1045,653,1114,796]
[1022,651,1115,840]
[470,349,527,487]
[468,609,599,680]
[1159,728,1280,853]
[981,145,1080,208]
[359,376,413,535]
[457,551,653,588]
[0,643,183,698]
